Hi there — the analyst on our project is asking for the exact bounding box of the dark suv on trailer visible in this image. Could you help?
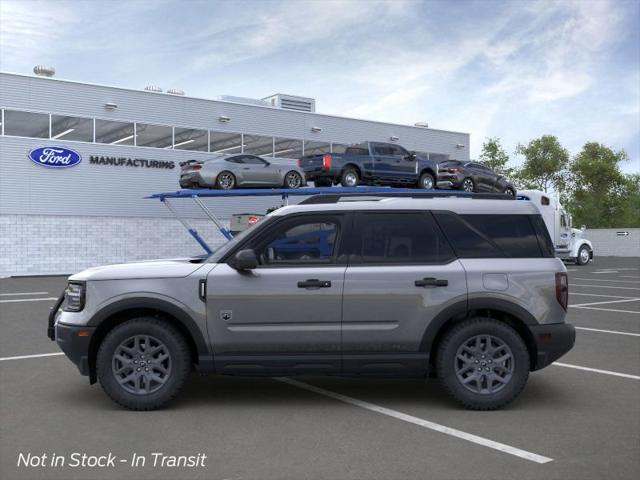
[49,194,574,411]
[437,160,516,195]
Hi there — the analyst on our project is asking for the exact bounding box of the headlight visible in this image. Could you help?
[63,282,85,312]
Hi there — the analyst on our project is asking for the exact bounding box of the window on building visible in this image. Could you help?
[51,115,93,142]
[95,119,135,145]
[303,140,331,156]
[428,153,450,163]
[243,134,274,156]
[210,131,243,154]
[3,110,49,138]
[135,123,173,148]
[173,127,208,151]
[273,137,303,159]
[352,213,454,264]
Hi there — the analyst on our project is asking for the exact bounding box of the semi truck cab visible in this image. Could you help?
[518,190,594,265]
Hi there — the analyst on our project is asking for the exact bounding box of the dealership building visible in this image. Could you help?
[0,69,470,276]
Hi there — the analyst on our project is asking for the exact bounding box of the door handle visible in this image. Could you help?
[297,279,332,288]
[415,277,448,287]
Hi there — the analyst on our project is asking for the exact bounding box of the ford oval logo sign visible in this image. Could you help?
[28,146,82,168]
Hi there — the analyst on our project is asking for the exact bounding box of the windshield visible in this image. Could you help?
[206,216,276,263]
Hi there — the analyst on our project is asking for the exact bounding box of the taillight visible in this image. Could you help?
[297,159,301,167]
[322,154,331,169]
[192,165,202,171]
[555,272,568,310]
[448,167,460,173]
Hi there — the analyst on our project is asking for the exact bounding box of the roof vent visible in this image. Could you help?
[262,94,316,112]
[144,85,163,93]
[414,122,429,128]
[33,65,55,77]
[167,88,185,96]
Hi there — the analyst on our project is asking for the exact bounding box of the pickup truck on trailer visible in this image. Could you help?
[298,141,439,189]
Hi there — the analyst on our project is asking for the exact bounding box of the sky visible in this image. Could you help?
[1,0,638,172]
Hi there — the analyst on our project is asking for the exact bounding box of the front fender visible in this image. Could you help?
[571,239,593,257]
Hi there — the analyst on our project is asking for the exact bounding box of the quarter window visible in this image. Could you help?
[352,213,454,264]
[462,215,542,258]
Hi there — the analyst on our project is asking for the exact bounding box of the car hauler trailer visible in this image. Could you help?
[517,190,593,265]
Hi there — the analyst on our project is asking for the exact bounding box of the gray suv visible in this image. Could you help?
[49,194,575,411]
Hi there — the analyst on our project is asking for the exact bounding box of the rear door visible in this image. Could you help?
[341,211,467,375]
[206,213,347,374]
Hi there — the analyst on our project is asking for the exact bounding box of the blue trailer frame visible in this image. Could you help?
[147,187,510,254]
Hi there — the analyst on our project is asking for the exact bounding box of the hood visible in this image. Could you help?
[69,258,206,281]
[572,228,585,239]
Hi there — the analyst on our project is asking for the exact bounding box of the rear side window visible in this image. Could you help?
[351,212,455,264]
[345,147,369,155]
[461,215,543,258]
[530,215,555,257]
[434,212,503,258]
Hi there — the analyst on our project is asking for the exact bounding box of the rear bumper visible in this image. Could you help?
[55,322,95,376]
[179,172,207,188]
[303,167,339,180]
[436,174,463,189]
[530,322,576,371]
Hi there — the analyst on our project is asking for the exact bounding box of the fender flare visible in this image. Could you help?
[419,297,538,353]
[88,297,210,358]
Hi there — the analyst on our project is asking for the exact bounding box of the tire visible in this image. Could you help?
[314,178,332,187]
[216,171,236,190]
[462,177,475,192]
[418,172,435,189]
[436,318,529,410]
[340,167,359,187]
[576,245,590,266]
[504,187,516,196]
[283,171,303,189]
[97,317,192,411]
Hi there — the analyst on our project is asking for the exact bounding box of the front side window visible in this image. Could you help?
[351,212,454,264]
[388,145,410,157]
[254,218,340,266]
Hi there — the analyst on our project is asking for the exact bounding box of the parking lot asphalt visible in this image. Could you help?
[1,257,639,480]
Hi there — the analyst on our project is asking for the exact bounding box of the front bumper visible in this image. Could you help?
[55,322,95,376]
[530,322,576,370]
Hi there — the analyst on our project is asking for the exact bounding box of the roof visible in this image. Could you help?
[272,197,540,216]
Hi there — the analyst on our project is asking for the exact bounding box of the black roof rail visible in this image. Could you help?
[299,191,514,205]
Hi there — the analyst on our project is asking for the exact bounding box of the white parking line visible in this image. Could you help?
[570,284,640,291]
[276,377,553,464]
[573,278,640,284]
[554,362,640,380]
[0,297,58,304]
[0,291,49,296]
[0,352,64,362]
[571,305,640,314]
[620,276,640,279]
[570,292,637,299]
[575,327,640,337]
[593,271,619,274]
[570,298,640,307]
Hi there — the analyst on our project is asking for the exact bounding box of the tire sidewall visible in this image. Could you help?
[284,171,303,189]
[340,168,359,187]
[437,318,529,410]
[216,171,235,189]
[419,172,434,189]
[577,246,589,265]
[97,318,191,410]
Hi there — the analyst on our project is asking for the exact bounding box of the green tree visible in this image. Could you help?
[566,142,630,228]
[479,137,514,177]
[515,135,570,193]
[618,174,640,227]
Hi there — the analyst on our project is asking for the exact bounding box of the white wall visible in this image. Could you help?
[587,228,640,257]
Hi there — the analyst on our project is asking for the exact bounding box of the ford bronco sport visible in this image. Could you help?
[49,193,575,410]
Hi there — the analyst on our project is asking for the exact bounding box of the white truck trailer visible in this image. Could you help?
[518,190,594,265]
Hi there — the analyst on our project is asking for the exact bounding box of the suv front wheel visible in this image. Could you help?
[96,317,192,410]
[436,318,529,410]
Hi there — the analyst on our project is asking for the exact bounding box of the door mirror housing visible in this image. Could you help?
[232,249,258,270]
[406,151,417,161]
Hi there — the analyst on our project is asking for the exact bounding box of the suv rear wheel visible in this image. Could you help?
[436,318,529,410]
[97,317,192,410]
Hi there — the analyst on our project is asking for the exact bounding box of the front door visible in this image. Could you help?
[206,213,347,374]
[341,211,467,375]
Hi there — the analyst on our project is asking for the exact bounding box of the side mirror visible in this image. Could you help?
[406,151,416,161]
[232,249,258,270]
[581,225,586,231]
